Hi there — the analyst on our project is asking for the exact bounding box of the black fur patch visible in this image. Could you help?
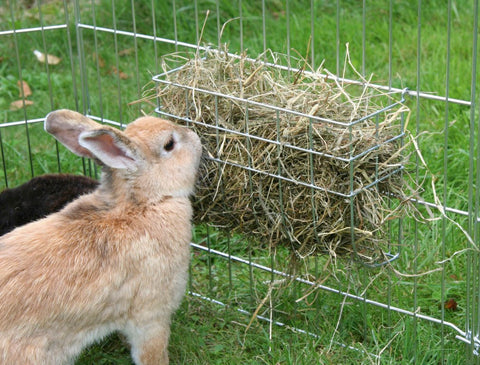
[0,174,99,235]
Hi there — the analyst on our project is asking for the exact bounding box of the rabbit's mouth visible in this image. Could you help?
[194,150,214,187]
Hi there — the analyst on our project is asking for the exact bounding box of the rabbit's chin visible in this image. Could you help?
[171,188,195,198]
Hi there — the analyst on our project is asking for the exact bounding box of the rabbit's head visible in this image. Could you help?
[45,110,202,201]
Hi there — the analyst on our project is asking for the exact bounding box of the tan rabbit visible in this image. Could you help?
[0,109,202,365]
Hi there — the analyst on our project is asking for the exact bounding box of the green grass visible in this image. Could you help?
[0,0,478,364]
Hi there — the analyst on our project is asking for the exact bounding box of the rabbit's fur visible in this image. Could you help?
[0,174,99,235]
[0,110,202,365]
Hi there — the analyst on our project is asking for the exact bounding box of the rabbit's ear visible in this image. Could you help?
[78,128,141,170]
[45,110,102,159]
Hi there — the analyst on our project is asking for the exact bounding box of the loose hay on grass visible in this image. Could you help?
[152,47,410,265]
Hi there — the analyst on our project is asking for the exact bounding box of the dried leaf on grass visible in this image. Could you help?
[10,100,34,111]
[17,80,32,98]
[93,53,106,68]
[444,298,458,311]
[33,50,61,65]
[118,48,135,56]
[110,66,128,79]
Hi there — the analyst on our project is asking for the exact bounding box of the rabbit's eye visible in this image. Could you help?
[164,137,175,152]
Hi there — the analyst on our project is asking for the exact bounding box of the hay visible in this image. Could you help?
[153,47,409,264]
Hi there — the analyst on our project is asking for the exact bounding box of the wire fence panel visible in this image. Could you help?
[1,1,479,363]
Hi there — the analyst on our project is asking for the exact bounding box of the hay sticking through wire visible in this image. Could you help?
[154,47,409,264]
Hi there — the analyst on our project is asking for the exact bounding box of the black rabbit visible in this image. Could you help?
[0,173,99,235]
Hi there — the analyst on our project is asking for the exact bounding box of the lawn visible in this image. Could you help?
[0,0,478,364]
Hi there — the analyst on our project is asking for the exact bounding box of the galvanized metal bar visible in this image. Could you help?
[471,0,480,361]
[412,0,423,360]
[441,0,453,361]
[0,24,67,36]
[74,24,472,106]
[90,1,104,121]
[8,3,34,179]
[190,242,474,345]
[110,0,124,126]
[153,76,407,128]
[130,0,141,115]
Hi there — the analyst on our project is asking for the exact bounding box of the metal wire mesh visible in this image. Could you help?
[1,0,479,362]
